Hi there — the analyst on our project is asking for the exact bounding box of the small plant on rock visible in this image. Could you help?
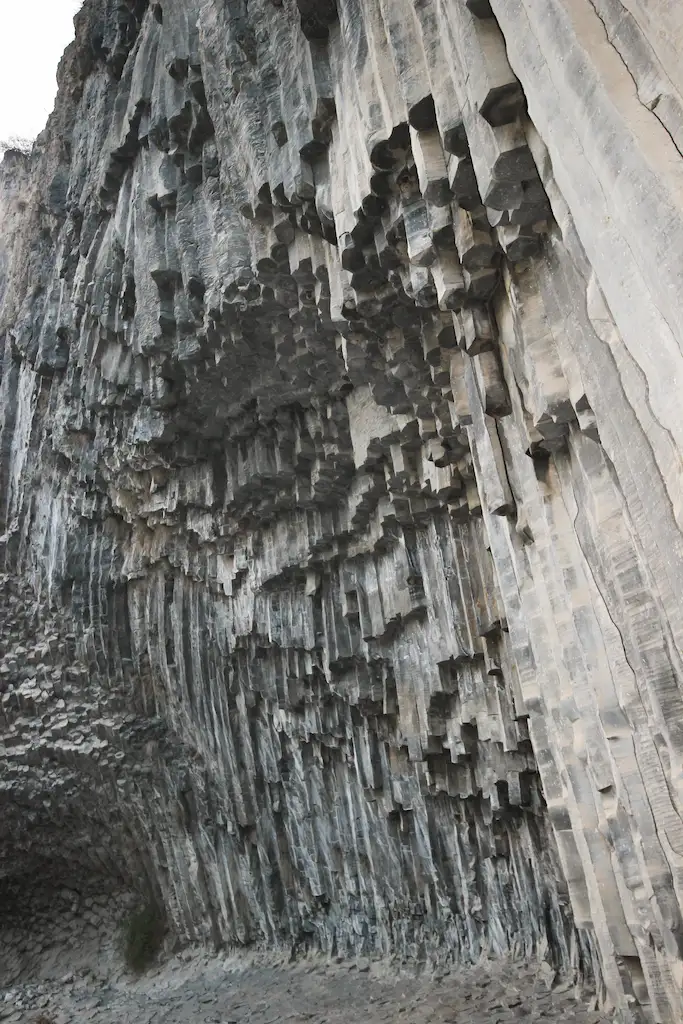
[122,901,166,973]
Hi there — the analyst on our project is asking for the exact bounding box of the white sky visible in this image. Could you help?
[0,1,82,145]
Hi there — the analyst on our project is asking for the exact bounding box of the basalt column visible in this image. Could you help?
[1,1,683,1021]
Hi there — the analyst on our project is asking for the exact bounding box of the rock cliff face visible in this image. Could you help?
[2,0,683,1019]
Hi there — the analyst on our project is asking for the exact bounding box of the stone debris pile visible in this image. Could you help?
[0,951,610,1024]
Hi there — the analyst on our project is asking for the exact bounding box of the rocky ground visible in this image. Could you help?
[0,950,610,1024]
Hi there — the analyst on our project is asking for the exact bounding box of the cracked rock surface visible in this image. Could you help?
[1,0,683,1022]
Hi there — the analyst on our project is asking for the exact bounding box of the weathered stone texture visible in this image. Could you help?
[1,1,683,1020]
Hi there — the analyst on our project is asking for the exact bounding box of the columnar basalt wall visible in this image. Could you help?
[1,0,683,1020]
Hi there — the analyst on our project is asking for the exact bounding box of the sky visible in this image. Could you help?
[0,1,82,147]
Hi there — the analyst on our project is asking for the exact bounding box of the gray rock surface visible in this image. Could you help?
[0,950,611,1024]
[1,0,683,1021]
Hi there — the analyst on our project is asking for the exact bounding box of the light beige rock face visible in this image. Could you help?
[1,0,683,1019]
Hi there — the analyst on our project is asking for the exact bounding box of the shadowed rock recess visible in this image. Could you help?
[1,0,683,1019]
